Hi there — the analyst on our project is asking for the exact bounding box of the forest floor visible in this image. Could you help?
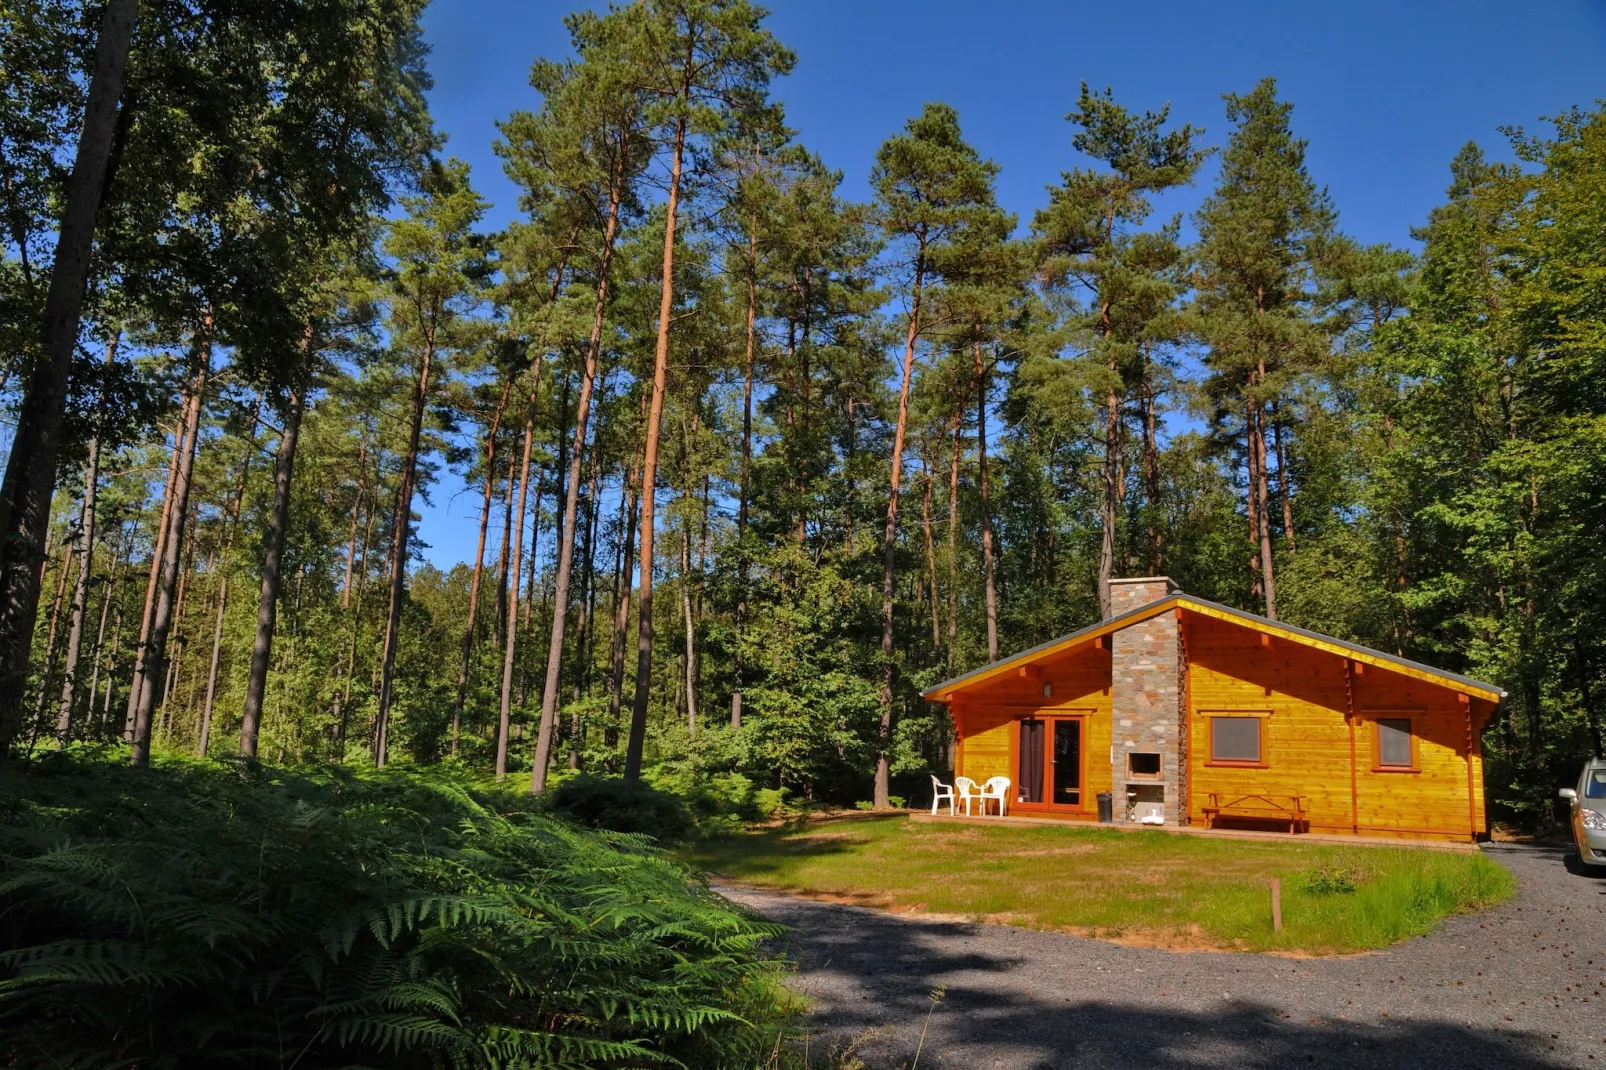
[718,841,1606,1069]
[688,815,1512,954]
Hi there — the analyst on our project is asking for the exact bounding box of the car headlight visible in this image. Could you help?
[1582,808,1606,831]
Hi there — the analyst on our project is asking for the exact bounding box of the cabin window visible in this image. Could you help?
[1377,718,1414,768]
[1210,717,1262,764]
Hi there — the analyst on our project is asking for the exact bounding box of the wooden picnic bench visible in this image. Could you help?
[1202,793,1307,833]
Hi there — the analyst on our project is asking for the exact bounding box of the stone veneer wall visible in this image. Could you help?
[1108,578,1186,826]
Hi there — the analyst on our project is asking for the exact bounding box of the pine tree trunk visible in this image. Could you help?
[494,447,515,651]
[1142,369,1162,575]
[31,534,74,742]
[85,527,125,737]
[125,424,183,740]
[1271,401,1295,551]
[239,377,304,757]
[1097,311,1120,618]
[1246,387,1263,605]
[975,343,998,661]
[0,0,138,747]
[453,381,510,753]
[732,224,758,730]
[198,401,261,756]
[327,431,366,752]
[1253,362,1277,620]
[373,325,435,768]
[945,409,960,672]
[679,508,698,738]
[876,247,925,809]
[531,157,623,790]
[607,445,640,751]
[624,113,687,788]
[54,335,118,740]
[497,397,537,779]
[131,338,209,765]
[920,452,940,651]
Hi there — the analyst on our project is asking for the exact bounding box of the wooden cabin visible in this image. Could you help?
[923,577,1505,842]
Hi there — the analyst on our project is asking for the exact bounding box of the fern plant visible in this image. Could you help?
[0,750,796,1068]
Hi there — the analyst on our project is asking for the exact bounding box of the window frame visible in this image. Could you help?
[1206,714,1268,768]
[1371,715,1420,773]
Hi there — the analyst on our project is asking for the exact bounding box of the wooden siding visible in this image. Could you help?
[1184,613,1488,840]
[953,644,1113,809]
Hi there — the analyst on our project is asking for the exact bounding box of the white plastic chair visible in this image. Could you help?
[929,775,956,816]
[979,776,1011,817]
[955,776,981,816]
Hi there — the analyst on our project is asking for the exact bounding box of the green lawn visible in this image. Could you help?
[686,815,1515,954]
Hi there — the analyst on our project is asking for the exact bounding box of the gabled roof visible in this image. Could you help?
[921,593,1507,704]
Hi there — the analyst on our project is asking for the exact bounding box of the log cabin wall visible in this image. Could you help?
[953,642,1113,814]
[1184,612,1487,841]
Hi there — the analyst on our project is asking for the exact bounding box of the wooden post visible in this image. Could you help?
[1270,877,1283,933]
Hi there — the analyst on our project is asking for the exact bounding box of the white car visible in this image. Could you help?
[1559,759,1606,871]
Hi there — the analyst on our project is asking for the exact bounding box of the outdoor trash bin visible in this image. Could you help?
[1097,791,1113,823]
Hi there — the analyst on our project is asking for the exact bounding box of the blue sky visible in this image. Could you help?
[409,0,1606,567]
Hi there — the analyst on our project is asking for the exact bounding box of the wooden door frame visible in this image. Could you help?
[1009,710,1092,814]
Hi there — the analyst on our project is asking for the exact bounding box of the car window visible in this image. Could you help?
[1587,770,1606,799]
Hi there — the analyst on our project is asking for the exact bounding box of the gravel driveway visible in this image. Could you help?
[719,842,1606,1069]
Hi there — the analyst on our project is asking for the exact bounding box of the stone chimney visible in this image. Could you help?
[1108,577,1186,826]
[1108,576,1179,618]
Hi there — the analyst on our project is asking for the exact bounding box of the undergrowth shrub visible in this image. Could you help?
[0,750,795,1068]
[545,772,696,840]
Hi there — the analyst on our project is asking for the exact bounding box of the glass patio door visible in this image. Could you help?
[1052,719,1082,806]
[1014,715,1084,812]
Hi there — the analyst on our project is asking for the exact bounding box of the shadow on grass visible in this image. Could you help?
[743,856,1572,1070]
[688,815,902,880]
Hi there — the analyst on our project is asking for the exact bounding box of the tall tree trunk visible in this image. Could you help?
[54,335,118,740]
[453,380,510,753]
[1141,350,1162,575]
[497,393,537,779]
[0,0,138,746]
[920,451,940,651]
[131,336,209,765]
[198,400,261,756]
[607,438,641,751]
[1253,378,1276,620]
[945,408,960,672]
[336,475,375,755]
[239,376,305,757]
[1097,308,1121,618]
[124,423,183,740]
[624,112,687,788]
[680,517,697,738]
[1271,400,1295,551]
[531,158,623,790]
[1246,386,1263,605]
[733,224,757,730]
[373,325,435,767]
[86,526,126,736]
[327,431,366,751]
[875,246,925,809]
[31,533,74,741]
[569,427,605,769]
[494,446,516,651]
[975,343,998,661]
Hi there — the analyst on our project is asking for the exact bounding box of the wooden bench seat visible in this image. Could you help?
[1202,792,1307,833]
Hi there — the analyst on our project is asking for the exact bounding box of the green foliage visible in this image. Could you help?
[546,772,696,840]
[1300,862,1364,895]
[0,750,793,1068]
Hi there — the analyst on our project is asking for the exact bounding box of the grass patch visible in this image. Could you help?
[686,816,1515,954]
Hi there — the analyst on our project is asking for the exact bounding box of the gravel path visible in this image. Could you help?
[719,842,1606,1069]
